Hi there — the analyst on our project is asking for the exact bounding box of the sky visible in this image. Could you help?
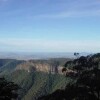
[0,0,100,53]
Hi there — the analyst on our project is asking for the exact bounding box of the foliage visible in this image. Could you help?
[38,53,100,100]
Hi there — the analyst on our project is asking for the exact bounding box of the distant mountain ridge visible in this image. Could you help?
[0,52,90,60]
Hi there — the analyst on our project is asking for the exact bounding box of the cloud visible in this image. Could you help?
[0,38,100,52]
[32,0,100,19]
[1,0,100,19]
[34,10,100,19]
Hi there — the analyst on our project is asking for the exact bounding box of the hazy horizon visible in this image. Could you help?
[0,52,92,60]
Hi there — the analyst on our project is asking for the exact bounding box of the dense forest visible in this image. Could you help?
[38,53,100,100]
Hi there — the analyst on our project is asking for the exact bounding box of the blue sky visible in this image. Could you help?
[0,0,100,53]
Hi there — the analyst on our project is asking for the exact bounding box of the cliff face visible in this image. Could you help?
[15,60,64,74]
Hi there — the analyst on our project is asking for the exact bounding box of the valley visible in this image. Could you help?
[0,58,71,100]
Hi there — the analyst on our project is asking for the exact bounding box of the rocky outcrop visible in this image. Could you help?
[15,61,64,74]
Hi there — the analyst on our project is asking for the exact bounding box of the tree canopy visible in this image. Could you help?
[38,53,100,100]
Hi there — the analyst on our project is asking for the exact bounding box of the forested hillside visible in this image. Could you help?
[0,58,70,100]
[38,53,100,100]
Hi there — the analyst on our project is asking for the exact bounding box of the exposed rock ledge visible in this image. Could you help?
[15,61,64,74]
